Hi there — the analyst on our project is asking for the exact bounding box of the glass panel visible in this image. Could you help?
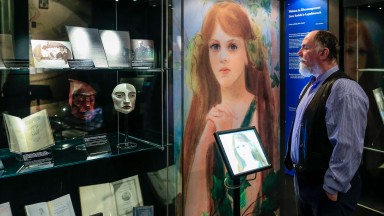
[343,1,384,214]
[0,0,174,214]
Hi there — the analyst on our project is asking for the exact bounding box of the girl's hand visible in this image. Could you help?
[206,103,236,132]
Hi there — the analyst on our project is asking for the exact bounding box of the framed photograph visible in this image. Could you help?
[39,0,49,9]
[130,39,154,68]
[214,126,272,178]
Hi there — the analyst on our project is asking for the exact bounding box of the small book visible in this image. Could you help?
[79,175,143,216]
[3,109,55,153]
[24,194,75,216]
[133,205,154,216]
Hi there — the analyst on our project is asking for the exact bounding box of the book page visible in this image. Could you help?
[22,109,54,152]
[47,194,75,216]
[25,202,49,216]
[112,175,143,216]
[3,113,28,153]
[0,202,13,216]
[79,182,117,216]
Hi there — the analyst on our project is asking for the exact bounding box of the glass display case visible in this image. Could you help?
[0,0,175,215]
[343,0,384,214]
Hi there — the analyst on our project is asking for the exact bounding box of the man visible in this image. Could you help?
[284,30,369,215]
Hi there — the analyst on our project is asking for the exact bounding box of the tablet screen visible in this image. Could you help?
[214,126,272,178]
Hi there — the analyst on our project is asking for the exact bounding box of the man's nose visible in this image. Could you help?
[297,49,302,56]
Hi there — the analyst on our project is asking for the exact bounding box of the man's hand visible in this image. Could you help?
[325,191,338,201]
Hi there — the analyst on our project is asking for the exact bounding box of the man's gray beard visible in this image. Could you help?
[299,62,312,77]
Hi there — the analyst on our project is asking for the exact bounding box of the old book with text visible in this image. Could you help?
[3,109,54,153]
[79,175,143,216]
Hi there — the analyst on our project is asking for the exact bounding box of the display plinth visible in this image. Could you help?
[117,133,137,150]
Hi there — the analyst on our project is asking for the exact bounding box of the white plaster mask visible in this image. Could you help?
[111,83,137,114]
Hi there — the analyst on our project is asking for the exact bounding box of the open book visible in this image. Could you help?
[0,202,12,216]
[3,109,54,153]
[24,194,75,216]
[79,175,143,216]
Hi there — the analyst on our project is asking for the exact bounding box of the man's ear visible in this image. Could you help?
[319,48,329,60]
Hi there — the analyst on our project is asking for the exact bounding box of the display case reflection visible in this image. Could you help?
[344,7,384,212]
[344,16,384,149]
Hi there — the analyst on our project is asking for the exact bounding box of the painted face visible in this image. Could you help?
[68,79,96,120]
[297,31,321,77]
[112,83,136,114]
[208,24,248,88]
[344,36,368,81]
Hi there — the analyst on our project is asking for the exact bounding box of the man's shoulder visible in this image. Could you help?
[332,78,368,102]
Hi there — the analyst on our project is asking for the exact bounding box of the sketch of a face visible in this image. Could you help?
[112,83,136,114]
[68,79,97,120]
[209,24,248,88]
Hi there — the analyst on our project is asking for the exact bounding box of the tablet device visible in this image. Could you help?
[214,126,272,178]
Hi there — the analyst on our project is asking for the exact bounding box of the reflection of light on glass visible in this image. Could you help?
[100,31,121,55]
[177,36,182,51]
[373,88,384,125]
[62,107,66,112]
[71,28,90,52]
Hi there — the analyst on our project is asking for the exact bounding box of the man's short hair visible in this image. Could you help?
[314,30,339,61]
